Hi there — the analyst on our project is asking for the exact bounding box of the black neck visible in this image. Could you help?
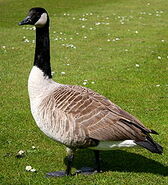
[34,25,52,78]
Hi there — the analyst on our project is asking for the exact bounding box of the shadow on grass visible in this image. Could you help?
[64,149,168,176]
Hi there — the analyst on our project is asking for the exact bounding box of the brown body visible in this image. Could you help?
[37,84,155,149]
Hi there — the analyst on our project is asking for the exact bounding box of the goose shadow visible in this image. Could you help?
[64,149,168,176]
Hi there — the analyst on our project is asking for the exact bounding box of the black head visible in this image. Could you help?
[19,7,49,28]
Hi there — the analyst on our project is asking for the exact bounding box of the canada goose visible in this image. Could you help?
[19,7,163,177]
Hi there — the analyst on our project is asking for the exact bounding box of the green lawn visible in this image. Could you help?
[0,0,168,184]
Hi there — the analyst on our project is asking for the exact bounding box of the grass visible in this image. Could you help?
[0,0,168,184]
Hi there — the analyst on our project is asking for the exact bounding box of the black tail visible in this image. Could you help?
[135,136,163,154]
[119,119,163,154]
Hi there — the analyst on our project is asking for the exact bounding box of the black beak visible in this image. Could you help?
[18,16,32,25]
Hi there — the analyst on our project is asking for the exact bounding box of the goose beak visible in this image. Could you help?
[19,16,32,25]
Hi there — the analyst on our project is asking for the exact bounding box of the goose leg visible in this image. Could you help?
[65,152,74,175]
[46,148,74,177]
[74,150,101,175]
[94,150,101,172]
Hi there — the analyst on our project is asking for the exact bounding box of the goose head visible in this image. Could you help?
[19,7,49,28]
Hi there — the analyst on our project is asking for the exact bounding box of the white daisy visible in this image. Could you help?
[25,166,32,171]
[30,168,37,172]
[61,72,65,75]
[32,146,36,149]
[83,82,87,85]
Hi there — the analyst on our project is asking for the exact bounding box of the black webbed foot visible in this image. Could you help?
[46,171,70,177]
[74,167,102,175]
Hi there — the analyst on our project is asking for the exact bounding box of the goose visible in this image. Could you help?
[19,7,163,177]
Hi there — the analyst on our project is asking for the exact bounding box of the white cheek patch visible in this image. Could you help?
[35,13,48,27]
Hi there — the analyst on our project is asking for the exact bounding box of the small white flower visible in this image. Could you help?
[84,36,87,39]
[66,64,70,66]
[2,46,6,49]
[79,18,87,21]
[83,82,87,85]
[32,40,35,43]
[16,150,25,158]
[115,38,120,41]
[72,17,76,20]
[125,49,128,52]
[161,40,165,42]
[91,81,95,84]
[81,25,85,28]
[32,146,36,149]
[107,39,111,42]
[90,13,93,16]
[83,80,88,82]
[76,32,79,35]
[12,47,15,50]
[30,168,37,172]
[18,150,25,155]
[89,27,93,30]
[135,31,138,34]
[156,84,160,87]
[158,56,161,60]
[135,64,140,67]
[61,72,65,75]
[25,166,32,171]
[95,22,101,25]
[24,39,30,43]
